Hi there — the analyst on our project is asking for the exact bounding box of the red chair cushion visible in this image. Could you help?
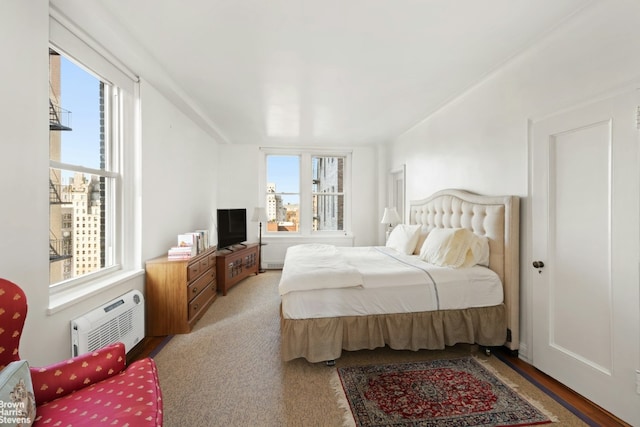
[33,357,162,426]
[30,342,127,404]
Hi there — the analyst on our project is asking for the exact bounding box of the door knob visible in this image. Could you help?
[532,261,544,269]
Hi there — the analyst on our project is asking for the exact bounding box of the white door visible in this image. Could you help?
[531,90,640,425]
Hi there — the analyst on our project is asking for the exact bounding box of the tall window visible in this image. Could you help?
[49,49,116,286]
[263,150,350,235]
[49,13,139,293]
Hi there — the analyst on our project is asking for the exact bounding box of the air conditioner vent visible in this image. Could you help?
[71,290,144,357]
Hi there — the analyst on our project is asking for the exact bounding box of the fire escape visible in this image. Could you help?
[49,82,73,262]
[49,178,73,262]
[49,99,72,131]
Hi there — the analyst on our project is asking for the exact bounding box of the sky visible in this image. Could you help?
[267,155,299,204]
[59,56,101,174]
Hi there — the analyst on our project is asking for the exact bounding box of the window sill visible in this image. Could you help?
[47,269,144,315]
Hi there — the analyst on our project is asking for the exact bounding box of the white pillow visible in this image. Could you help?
[386,224,421,255]
[413,228,429,255]
[460,234,490,268]
[419,227,475,267]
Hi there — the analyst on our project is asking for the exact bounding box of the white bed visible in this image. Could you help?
[279,189,520,363]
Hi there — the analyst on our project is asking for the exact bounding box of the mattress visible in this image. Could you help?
[280,246,503,319]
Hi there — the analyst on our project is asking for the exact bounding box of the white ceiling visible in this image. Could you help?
[95,0,591,146]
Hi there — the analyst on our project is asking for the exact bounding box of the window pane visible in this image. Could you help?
[49,49,113,286]
[265,195,299,232]
[55,55,104,169]
[49,170,114,283]
[312,156,344,231]
[312,156,344,193]
[267,155,299,193]
[313,195,344,231]
[266,155,300,233]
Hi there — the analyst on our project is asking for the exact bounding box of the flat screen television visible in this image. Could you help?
[216,208,247,249]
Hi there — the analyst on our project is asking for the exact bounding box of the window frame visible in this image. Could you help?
[48,12,141,310]
[260,148,352,237]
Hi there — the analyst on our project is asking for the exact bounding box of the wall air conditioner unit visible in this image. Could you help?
[71,290,145,357]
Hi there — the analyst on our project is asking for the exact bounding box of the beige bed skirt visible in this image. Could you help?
[280,305,507,363]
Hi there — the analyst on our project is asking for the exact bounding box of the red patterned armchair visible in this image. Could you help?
[0,278,163,426]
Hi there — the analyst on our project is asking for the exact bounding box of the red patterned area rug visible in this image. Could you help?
[334,357,554,427]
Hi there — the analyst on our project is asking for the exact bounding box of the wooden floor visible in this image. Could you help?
[493,348,631,427]
[129,339,630,427]
[126,336,166,365]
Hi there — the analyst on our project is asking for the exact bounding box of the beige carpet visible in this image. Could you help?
[153,271,588,427]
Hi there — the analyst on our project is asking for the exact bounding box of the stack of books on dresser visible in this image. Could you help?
[167,230,210,260]
[167,246,194,260]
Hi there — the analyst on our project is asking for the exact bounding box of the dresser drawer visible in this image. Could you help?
[187,261,202,282]
[187,268,214,302]
[188,283,215,320]
[199,256,210,272]
[188,253,215,281]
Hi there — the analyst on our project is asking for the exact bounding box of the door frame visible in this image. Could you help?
[389,164,406,223]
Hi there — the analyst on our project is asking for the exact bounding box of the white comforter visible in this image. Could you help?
[278,244,364,294]
[280,244,461,294]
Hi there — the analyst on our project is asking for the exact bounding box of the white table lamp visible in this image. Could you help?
[380,207,401,240]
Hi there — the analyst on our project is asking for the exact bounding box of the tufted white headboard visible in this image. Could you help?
[409,189,520,351]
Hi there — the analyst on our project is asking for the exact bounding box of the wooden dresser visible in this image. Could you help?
[145,246,217,336]
[216,243,259,295]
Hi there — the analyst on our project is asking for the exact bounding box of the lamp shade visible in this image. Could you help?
[251,207,268,223]
[380,207,401,225]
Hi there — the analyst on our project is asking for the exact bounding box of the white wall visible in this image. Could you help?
[0,0,54,364]
[389,0,640,362]
[141,82,218,261]
[216,144,261,231]
[351,146,381,246]
[0,1,218,365]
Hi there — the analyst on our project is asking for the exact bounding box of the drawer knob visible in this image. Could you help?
[192,287,198,294]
